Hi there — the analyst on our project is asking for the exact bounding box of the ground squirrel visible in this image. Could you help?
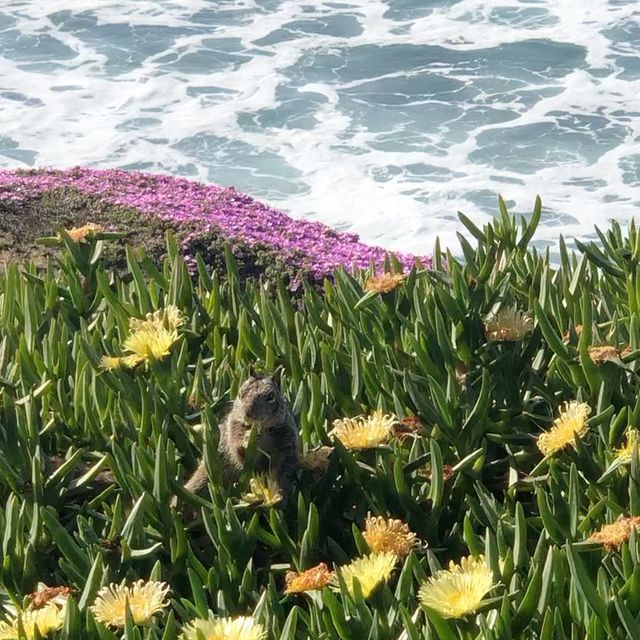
[179,369,299,506]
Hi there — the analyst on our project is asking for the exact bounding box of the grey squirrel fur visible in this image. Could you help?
[179,370,299,506]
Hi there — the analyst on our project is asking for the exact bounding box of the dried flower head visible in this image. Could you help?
[27,585,72,610]
[180,615,266,640]
[588,345,623,364]
[331,410,397,450]
[285,563,335,594]
[417,463,455,482]
[333,552,397,598]
[615,430,640,463]
[364,273,406,294]
[90,580,169,627]
[0,603,65,639]
[394,416,424,440]
[363,516,419,558]
[299,446,334,472]
[241,474,282,507]
[588,516,640,551]
[484,307,533,342]
[418,555,495,619]
[64,222,104,243]
[537,401,591,456]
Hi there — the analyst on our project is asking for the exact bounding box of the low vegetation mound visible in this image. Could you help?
[0,195,639,639]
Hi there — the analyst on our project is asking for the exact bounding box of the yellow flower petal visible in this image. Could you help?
[363,515,420,558]
[241,474,282,507]
[333,552,397,598]
[331,410,397,450]
[90,580,169,627]
[0,603,65,639]
[484,307,533,342]
[180,615,266,640]
[537,401,591,456]
[418,555,495,619]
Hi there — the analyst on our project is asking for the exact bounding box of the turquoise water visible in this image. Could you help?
[1,0,639,253]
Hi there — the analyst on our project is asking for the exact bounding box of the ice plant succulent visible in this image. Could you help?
[90,580,170,627]
[331,410,397,450]
[0,603,65,639]
[333,552,397,598]
[418,555,496,619]
[285,563,335,594]
[363,515,419,558]
[537,401,591,457]
[241,474,282,507]
[484,307,533,342]
[180,615,266,640]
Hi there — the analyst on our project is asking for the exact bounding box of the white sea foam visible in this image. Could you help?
[0,0,639,255]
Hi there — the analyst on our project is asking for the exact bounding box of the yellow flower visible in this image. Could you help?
[537,401,591,456]
[418,555,495,619]
[615,430,640,463]
[129,305,185,333]
[241,474,282,507]
[100,356,124,371]
[589,516,640,550]
[333,552,397,598]
[484,307,533,342]
[331,410,397,450]
[0,603,64,639]
[122,327,178,365]
[285,563,335,594]
[364,273,406,294]
[90,580,169,627]
[363,515,419,558]
[63,222,104,243]
[180,615,266,640]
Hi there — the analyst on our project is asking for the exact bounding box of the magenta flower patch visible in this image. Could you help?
[0,167,430,280]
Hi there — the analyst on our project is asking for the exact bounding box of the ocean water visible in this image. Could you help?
[1,0,639,255]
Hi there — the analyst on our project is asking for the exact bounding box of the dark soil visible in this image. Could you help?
[0,186,313,288]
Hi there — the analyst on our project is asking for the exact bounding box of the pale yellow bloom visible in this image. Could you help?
[122,327,178,365]
[100,356,124,371]
[64,222,104,243]
[331,410,397,450]
[285,563,335,594]
[418,555,495,619]
[484,307,533,342]
[537,401,591,456]
[589,516,640,551]
[180,615,266,640]
[615,430,640,463]
[333,552,397,598]
[363,515,419,558]
[90,580,169,627]
[0,603,64,638]
[241,474,282,507]
[129,305,185,333]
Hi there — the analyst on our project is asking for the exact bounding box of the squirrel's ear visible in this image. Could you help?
[249,366,258,378]
[271,365,284,388]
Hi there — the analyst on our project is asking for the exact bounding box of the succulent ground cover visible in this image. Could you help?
[0,168,428,286]
[1,196,640,639]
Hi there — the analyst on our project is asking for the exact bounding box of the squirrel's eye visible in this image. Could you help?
[266,391,276,403]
